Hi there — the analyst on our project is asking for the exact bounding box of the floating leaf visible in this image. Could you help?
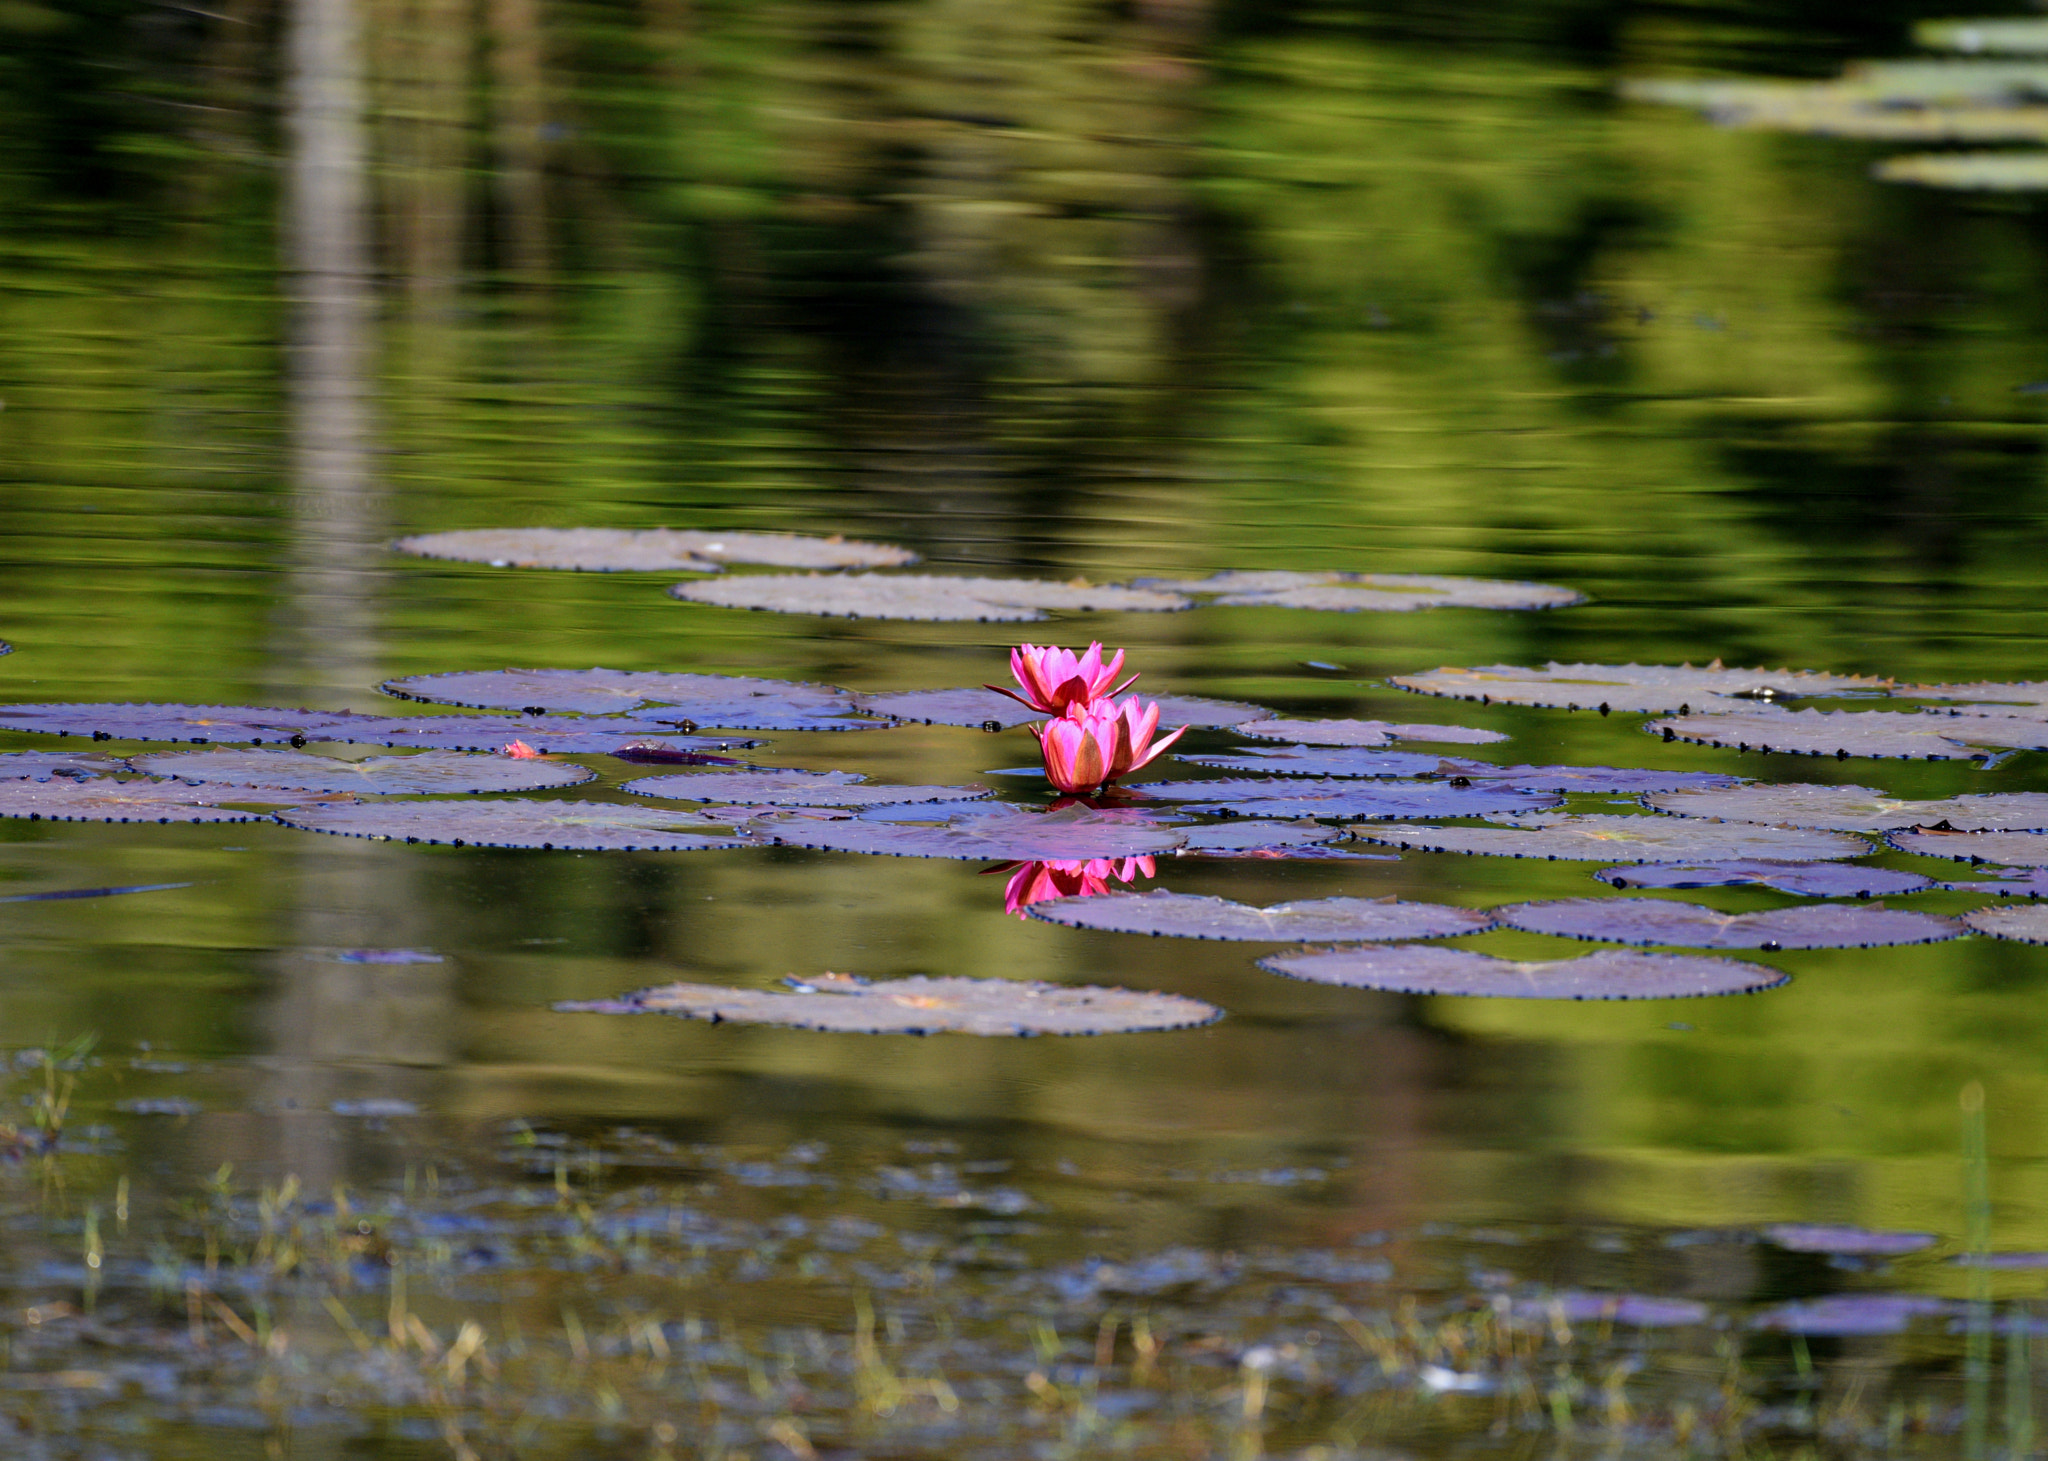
[1888,828,2048,866]
[1953,1252,2048,1269]
[671,573,1191,622]
[624,770,990,807]
[1916,19,2048,54]
[1647,707,2046,760]
[0,702,383,744]
[1596,860,1934,897]
[1960,905,2048,943]
[750,803,1186,861]
[0,881,193,904]
[1897,680,2048,710]
[1392,661,1886,712]
[313,716,755,755]
[1170,780,1562,822]
[1646,783,2048,832]
[1468,765,1750,794]
[1353,813,1869,862]
[1879,150,2048,190]
[392,526,917,572]
[128,747,595,795]
[1234,717,1510,747]
[1027,890,1494,942]
[1513,1293,1710,1328]
[1171,821,1346,853]
[850,687,1268,729]
[556,972,1220,1036]
[332,949,445,964]
[383,668,879,730]
[1763,1225,1938,1256]
[275,798,760,850]
[1943,868,2048,897]
[0,751,127,781]
[1179,748,1483,779]
[1259,944,1788,999]
[1141,570,1584,612]
[0,779,322,824]
[1749,1295,1952,1337]
[1496,896,1959,949]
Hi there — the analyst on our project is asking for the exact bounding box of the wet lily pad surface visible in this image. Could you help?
[1646,783,2048,831]
[1763,1224,1939,1256]
[1943,868,2048,896]
[1178,748,1487,779]
[1355,813,1869,862]
[1143,570,1584,611]
[1596,860,1935,897]
[1259,944,1789,998]
[0,779,326,823]
[624,770,990,807]
[1466,765,1751,794]
[1027,890,1495,941]
[0,750,126,780]
[1514,1293,1711,1328]
[393,526,918,571]
[556,972,1220,1036]
[1959,904,2048,942]
[1749,1295,1953,1337]
[1647,708,2045,759]
[1233,717,1509,746]
[0,702,383,744]
[750,804,1187,861]
[312,715,755,755]
[1392,661,1886,712]
[670,573,1191,621]
[850,686,1267,729]
[1496,896,1960,949]
[1171,820,1347,852]
[384,668,879,729]
[274,798,761,850]
[1899,679,2048,710]
[128,747,595,795]
[1169,779,1562,821]
[1887,828,2048,866]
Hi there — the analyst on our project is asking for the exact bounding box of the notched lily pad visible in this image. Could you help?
[624,770,990,807]
[393,526,917,572]
[0,751,127,781]
[127,747,594,795]
[851,687,1267,729]
[1646,782,2048,832]
[274,798,760,850]
[383,668,879,730]
[1888,828,2048,866]
[1763,1225,1938,1256]
[1353,813,1869,863]
[1960,904,2048,943]
[1496,896,1959,949]
[316,716,755,755]
[1943,868,2048,897]
[1234,718,1509,746]
[1171,821,1346,853]
[671,573,1191,622]
[1179,749,1485,779]
[1647,707,2041,760]
[751,804,1186,861]
[1172,780,1561,822]
[1597,860,1934,897]
[0,702,382,744]
[1394,661,1886,713]
[1258,944,1788,999]
[555,972,1220,1036]
[1898,680,2048,711]
[1142,571,1584,612]
[1027,890,1494,942]
[0,779,325,823]
[1469,765,1750,794]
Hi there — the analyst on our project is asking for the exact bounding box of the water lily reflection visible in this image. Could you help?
[994,856,1157,918]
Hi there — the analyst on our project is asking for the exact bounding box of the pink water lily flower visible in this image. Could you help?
[987,642,1138,716]
[998,856,1156,917]
[1034,695,1186,794]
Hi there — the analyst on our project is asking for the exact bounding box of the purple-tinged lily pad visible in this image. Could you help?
[850,687,1268,729]
[1497,897,1959,949]
[1234,718,1509,746]
[1512,1293,1710,1328]
[1175,781,1561,822]
[1763,1225,1938,1256]
[1749,1295,1952,1337]
[1896,680,2048,711]
[1943,868,2048,897]
[1647,707,2039,760]
[1353,813,1869,863]
[0,881,192,904]
[624,770,990,808]
[1028,891,1494,942]
[332,949,445,964]
[1597,861,1934,897]
[1178,748,1485,779]
[0,751,127,781]
[0,779,331,823]
[1646,783,2048,832]
[751,803,1186,862]
[670,573,1191,622]
[1466,765,1750,794]
[383,668,879,730]
[1960,904,2048,943]
[1953,1252,2048,1269]
[393,526,918,572]
[274,798,760,850]
[128,747,594,795]
[1888,828,2048,865]
[0,702,383,745]
[556,972,1220,1036]
[1394,661,1886,713]
[1171,821,1346,853]
[1142,571,1584,612]
[1258,944,1788,999]
[311,716,755,755]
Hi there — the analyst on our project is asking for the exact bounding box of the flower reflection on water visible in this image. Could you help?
[994,855,1157,917]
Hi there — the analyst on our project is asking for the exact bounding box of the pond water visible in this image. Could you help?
[6,1,2048,1456]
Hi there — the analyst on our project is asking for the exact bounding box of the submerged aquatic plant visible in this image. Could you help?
[988,641,1138,716]
[997,855,1156,916]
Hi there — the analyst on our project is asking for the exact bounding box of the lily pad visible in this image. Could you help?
[1942,868,2048,897]
[1027,891,1494,942]
[1763,1225,1938,1256]
[1596,861,1934,897]
[1170,780,1562,822]
[127,747,594,795]
[750,803,1187,861]
[1647,707,2042,759]
[1887,828,2048,866]
[0,751,127,781]
[313,716,755,755]
[1900,680,2048,710]
[1960,904,2048,943]
[1467,765,1750,794]
[1749,1295,1952,1337]
[1513,1293,1710,1328]
[624,771,990,807]
[0,779,324,823]
[274,798,761,850]
[1171,821,1346,853]
[1178,748,1485,779]
[1496,897,1960,949]
[1258,944,1788,999]
[1392,661,1886,713]
[1880,150,2048,191]
[1142,570,1584,612]
[850,687,1268,729]
[1917,19,2048,54]
[1645,783,2048,832]
[555,972,1220,1036]
[1352,813,1869,862]
[392,526,917,572]
[383,668,879,731]
[1233,718,1510,746]
[670,574,1191,622]
[0,702,383,744]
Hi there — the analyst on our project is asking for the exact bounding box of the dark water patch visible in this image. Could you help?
[1028,891,1493,942]
[1598,860,1934,897]
[1260,944,1789,999]
[383,668,879,730]
[128,747,594,795]
[1393,661,1886,713]
[1354,814,1870,863]
[1645,782,2048,832]
[274,797,761,850]
[1497,897,1960,949]
[393,526,916,572]
[1234,717,1509,746]
[671,573,1191,622]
